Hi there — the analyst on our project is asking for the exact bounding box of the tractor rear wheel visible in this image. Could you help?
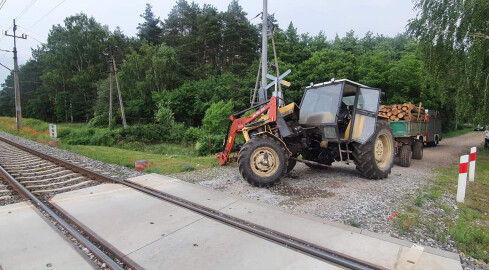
[352,121,394,179]
[237,137,287,187]
[398,144,412,167]
[412,141,423,160]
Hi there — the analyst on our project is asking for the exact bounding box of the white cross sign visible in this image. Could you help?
[265,69,292,90]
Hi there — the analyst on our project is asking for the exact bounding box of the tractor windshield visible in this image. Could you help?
[299,84,342,125]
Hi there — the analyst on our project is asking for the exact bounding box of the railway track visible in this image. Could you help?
[0,136,386,270]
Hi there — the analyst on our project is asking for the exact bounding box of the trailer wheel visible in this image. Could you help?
[398,144,412,167]
[352,121,394,179]
[238,137,287,187]
[412,141,423,160]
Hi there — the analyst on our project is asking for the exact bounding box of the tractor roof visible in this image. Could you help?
[305,79,369,89]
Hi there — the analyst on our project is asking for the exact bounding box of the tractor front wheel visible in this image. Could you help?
[352,121,394,179]
[238,137,287,187]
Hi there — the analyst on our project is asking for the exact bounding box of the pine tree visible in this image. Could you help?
[137,3,163,45]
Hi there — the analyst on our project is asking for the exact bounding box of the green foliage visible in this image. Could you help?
[2,0,482,137]
[137,4,163,44]
[154,103,175,128]
[184,127,205,143]
[409,0,489,125]
[196,134,225,156]
[202,101,234,135]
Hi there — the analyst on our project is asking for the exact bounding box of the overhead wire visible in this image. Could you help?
[27,0,67,31]
[0,0,7,11]
[15,0,37,20]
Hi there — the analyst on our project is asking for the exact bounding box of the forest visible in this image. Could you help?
[0,0,488,145]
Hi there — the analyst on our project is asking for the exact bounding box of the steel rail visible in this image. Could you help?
[0,136,387,270]
[0,165,124,270]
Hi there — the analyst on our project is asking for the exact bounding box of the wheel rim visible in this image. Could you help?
[374,133,392,169]
[250,146,279,177]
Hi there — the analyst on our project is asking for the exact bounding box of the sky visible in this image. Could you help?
[0,0,417,84]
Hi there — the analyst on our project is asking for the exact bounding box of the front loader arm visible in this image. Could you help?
[216,96,278,165]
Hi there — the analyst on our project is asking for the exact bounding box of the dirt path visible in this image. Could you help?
[420,131,485,168]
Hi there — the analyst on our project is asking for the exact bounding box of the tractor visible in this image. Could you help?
[216,79,395,187]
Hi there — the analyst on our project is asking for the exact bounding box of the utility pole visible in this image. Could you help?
[108,68,113,130]
[106,47,127,128]
[4,19,27,131]
[258,0,268,103]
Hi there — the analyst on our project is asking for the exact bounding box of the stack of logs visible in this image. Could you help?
[379,102,426,122]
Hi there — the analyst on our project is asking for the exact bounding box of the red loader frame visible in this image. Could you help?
[216,96,278,165]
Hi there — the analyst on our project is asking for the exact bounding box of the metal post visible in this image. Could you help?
[5,19,27,131]
[259,0,268,103]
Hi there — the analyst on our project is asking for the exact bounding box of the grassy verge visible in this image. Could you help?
[394,146,489,262]
[61,145,217,174]
[443,127,474,139]
[0,117,219,174]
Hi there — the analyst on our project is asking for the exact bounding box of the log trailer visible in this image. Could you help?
[216,79,395,187]
[380,105,442,167]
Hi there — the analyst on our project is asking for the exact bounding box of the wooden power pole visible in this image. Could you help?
[4,19,27,131]
[106,47,127,128]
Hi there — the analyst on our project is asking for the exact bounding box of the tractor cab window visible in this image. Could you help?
[357,88,380,112]
[299,84,342,125]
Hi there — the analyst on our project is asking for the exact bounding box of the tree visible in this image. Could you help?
[137,4,163,45]
[221,0,258,75]
[408,0,489,125]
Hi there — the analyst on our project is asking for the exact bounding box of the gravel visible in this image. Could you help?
[172,132,488,269]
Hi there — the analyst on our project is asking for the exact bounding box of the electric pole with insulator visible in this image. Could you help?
[4,19,27,131]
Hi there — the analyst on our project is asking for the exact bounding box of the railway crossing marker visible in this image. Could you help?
[456,155,469,203]
[265,69,291,90]
[266,69,291,107]
[469,147,476,181]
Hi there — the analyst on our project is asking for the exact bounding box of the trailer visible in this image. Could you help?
[425,110,442,146]
[390,120,428,167]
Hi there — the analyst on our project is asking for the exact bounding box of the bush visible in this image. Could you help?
[154,104,175,130]
[202,101,234,135]
[183,127,205,143]
[196,134,225,156]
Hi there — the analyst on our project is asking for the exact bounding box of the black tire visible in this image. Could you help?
[237,137,287,187]
[412,141,423,160]
[434,136,439,146]
[398,144,412,167]
[352,121,395,179]
[287,158,297,173]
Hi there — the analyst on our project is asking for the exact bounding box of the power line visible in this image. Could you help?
[0,0,7,11]
[27,0,67,31]
[0,61,12,71]
[16,0,37,20]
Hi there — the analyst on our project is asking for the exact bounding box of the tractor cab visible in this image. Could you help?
[299,79,381,144]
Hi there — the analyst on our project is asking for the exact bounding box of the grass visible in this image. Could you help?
[61,145,217,174]
[395,146,489,262]
[0,117,219,174]
[443,127,474,139]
